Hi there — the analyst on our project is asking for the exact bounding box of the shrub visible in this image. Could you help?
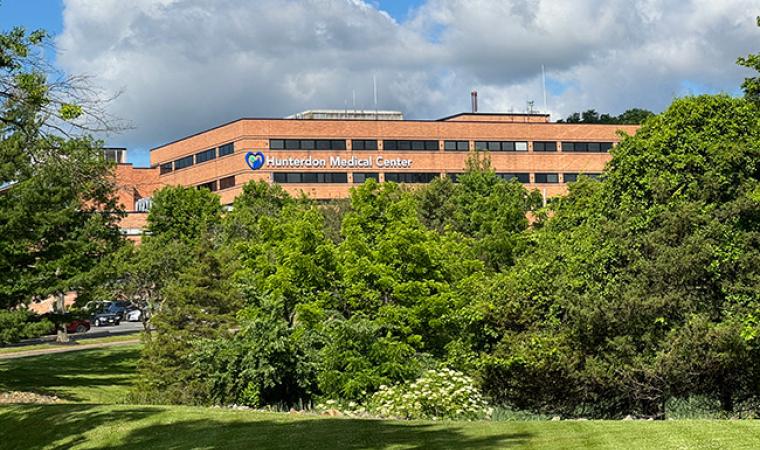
[368,368,492,420]
[0,309,51,345]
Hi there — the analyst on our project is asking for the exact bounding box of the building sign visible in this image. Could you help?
[262,155,413,169]
[245,151,266,170]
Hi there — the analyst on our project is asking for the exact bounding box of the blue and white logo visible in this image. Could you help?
[245,151,266,170]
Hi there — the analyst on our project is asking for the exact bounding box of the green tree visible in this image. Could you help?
[147,185,222,242]
[737,16,760,104]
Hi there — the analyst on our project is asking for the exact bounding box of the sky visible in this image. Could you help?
[1,0,757,167]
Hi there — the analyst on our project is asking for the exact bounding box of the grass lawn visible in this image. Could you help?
[2,346,760,449]
[0,334,140,355]
[0,345,139,404]
[2,404,760,450]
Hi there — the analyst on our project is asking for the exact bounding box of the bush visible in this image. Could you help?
[0,309,51,345]
[368,368,492,420]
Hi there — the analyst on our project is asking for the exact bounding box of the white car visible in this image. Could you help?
[125,309,143,322]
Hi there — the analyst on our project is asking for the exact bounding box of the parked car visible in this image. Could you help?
[66,319,91,334]
[125,308,145,322]
[101,301,131,320]
[93,312,120,327]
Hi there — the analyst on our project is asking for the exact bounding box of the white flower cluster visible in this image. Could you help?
[368,368,492,420]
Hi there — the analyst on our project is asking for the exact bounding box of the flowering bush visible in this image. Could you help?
[368,368,492,420]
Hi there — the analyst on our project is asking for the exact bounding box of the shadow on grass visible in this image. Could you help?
[0,405,532,450]
[0,346,139,402]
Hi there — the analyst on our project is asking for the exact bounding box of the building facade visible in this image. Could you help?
[115,111,639,236]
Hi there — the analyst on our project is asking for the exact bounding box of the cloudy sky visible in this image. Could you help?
[1,0,758,166]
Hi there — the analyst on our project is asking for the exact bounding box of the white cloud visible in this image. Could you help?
[55,0,759,159]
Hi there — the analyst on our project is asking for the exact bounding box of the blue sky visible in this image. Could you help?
[1,1,757,168]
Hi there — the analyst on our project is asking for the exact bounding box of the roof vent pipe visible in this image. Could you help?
[471,90,478,113]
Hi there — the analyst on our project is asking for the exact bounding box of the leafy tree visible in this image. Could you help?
[146,185,222,242]
[0,25,124,342]
[557,108,654,124]
[737,16,760,104]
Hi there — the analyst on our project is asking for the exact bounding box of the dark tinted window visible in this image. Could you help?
[444,140,469,151]
[300,140,315,150]
[285,139,300,150]
[218,143,234,157]
[535,173,559,183]
[384,140,438,151]
[331,140,346,150]
[496,173,530,183]
[272,172,348,183]
[352,140,379,150]
[384,172,439,183]
[475,141,488,150]
[316,140,331,150]
[197,180,217,192]
[564,172,601,183]
[219,175,235,190]
[159,162,173,175]
[270,139,284,149]
[562,142,613,153]
[353,172,379,183]
[533,141,557,152]
[447,173,463,182]
[195,148,216,164]
[174,155,194,170]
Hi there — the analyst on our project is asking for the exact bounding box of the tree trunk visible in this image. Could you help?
[55,292,70,343]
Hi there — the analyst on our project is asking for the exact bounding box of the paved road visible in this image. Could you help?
[8,320,145,348]
[0,339,140,360]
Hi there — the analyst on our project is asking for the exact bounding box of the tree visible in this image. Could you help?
[737,16,760,104]
[557,108,654,124]
[146,185,222,242]
[0,26,124,342]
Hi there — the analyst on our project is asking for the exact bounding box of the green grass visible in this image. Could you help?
[3,346,760,449]
[0,334,140,355]
[0,345,139,403]
[2,405,760,449]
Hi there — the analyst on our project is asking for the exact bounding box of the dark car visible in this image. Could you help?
[93,312,120,327]
[101,301,130,320]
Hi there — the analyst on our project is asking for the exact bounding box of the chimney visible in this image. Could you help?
[471,90,478,113]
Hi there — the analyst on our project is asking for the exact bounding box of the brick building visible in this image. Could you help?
[116,110,639,237]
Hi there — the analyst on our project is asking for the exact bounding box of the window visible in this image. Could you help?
[353,172,379,183]
[383,140,439,151]
[197,180,217,192]
[562,142,614,153]
[272,172,348,183]
[564,172,601,183]
[535,173,559,183]
[219,175,235,190]
[351,140,378,150]
[159,162,173,175]
[195,148,216,164]
[174,155,194,170]
[475,141,528,151]
[444,141,469,151]
[496,173,530,183]
[447,173,463,182]
[218,142,234,157]
[271,139,346,150]
[384,172,439,183]
[533,141,557,152]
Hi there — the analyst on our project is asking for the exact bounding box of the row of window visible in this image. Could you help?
[267,139,613,152]
[270,172,601,184]
[270,139,347,150]
[160,142,235,174]
[195,175,236,192]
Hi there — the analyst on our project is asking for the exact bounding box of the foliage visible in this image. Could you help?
[737,16,760,104]
[146,186,222,242]
[0,26,124,312]
[0,309,51,345]
[557,108,655,124]
[368,368,492,420]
